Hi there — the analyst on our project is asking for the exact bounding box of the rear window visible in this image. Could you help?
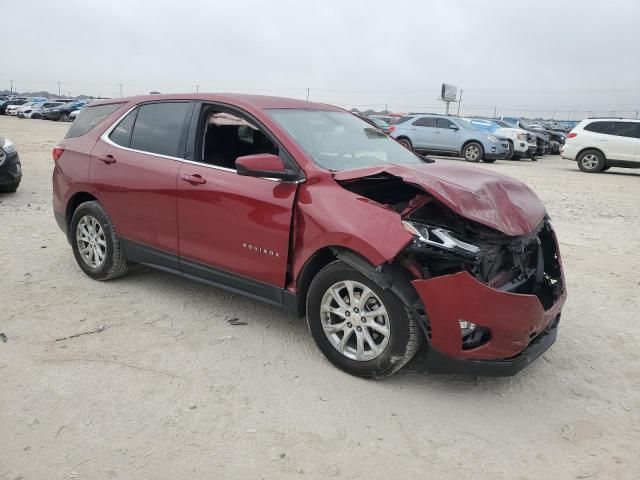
[65,103,123,138]
[584,121,612,134]
[129,102,192,157]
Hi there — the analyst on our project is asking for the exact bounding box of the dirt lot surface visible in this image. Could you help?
[1,115,639,480]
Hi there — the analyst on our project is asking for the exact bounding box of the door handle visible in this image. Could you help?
[181,174,206,185]
[99,154,116,164]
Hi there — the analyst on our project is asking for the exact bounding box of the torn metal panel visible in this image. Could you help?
[334,162,547,237]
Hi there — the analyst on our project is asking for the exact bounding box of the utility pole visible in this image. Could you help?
[493,106,497,118]
[119,83,123,97]
[306,88,310,101]
[456,89,463,116]
[385,104,388,115]
[196,84,199,93]
[10,80,14,94]
[57,81,61,97]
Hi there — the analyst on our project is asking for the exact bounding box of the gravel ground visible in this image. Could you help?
[1,116,639,480]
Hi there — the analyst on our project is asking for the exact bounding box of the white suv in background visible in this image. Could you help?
[561,118,640,172]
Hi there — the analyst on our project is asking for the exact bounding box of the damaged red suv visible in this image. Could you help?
[53,94,566,378]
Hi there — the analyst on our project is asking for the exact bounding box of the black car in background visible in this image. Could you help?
[42,101,87,121]
[0,137,21,193]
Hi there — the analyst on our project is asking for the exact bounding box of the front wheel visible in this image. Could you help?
[505,140,514,160]
[60,112,70,122]
[306,261,420,378]
[397,137,413,151]
[463,142,483,162]
[70,201,129,280]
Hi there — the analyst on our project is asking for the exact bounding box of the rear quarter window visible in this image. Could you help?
[65,103,123,138]
[583,121,612,134]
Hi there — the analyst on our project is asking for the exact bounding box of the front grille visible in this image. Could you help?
[472,220,564,309]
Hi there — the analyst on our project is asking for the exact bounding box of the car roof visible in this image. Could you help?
[584,117,640,122]
[89,93,343,111]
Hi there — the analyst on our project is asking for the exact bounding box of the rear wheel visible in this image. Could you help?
[577,150,605,173]
[463,142,483,162]
[60,112,70,122]
[306,261,420,378]
[70,201,129,280]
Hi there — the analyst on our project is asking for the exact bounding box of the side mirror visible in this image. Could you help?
[449,124,459,130]
[236,153,299,181]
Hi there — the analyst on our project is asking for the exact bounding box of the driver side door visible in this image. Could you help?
[176,105,298,303]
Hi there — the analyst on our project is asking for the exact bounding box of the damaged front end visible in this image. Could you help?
[337,168,566,375]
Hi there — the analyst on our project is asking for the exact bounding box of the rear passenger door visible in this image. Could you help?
[585,121,636,161]
[90,101,193,263]
[609,122,640,162]
[411,117,437,149]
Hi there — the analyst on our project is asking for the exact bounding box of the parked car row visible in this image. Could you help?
[0,96,87,121]
[383,114,525,163]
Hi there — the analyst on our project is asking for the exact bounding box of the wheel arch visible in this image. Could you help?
[577,146,607,162]
[65,192,99,236]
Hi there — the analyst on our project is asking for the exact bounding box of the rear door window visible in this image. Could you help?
[413,117,436,127]
[65,103,123,138]
[584,121,613,134]
[129,102,192,157]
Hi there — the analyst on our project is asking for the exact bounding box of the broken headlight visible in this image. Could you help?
[402,220,481,258]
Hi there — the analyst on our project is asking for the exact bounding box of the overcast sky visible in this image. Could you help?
[3,0,639,118]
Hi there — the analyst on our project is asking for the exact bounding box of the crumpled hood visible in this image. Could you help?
[334,163,546,237]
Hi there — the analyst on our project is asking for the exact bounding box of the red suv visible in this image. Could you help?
[53,94,566,378]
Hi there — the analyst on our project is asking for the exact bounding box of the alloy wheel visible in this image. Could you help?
[581,154,600,170]
[320,280,390,361]
[76,215,107,268]
[465,145,480,161]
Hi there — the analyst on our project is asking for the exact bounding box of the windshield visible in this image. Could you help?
[268,110,425,171]
[455,118,478,131]
[468,120,498,132]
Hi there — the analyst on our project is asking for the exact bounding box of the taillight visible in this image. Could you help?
[52,146,65,161]
[567,132,577,139]
[387,125,396,133]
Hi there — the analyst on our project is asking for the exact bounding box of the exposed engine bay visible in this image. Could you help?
[338,172,565,315]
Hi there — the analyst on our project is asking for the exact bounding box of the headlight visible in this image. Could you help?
[402,220,481,257]
[2,138,16,154]
[487,135,499,143]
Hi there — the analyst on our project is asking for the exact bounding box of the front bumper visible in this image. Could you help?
[408,224,566,376]
[412,315,559,376]
[0,152,22,186]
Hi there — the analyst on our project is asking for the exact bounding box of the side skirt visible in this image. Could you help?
[120,238,289,309]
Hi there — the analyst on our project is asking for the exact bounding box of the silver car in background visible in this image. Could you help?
[391,114,511,163]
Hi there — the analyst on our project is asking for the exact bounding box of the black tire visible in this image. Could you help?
[482,158,497,163]
[306,260,420,379]
[602,166,611,171]
[397,137,413,150]
[70,201,129,280]
[60,112,70,122]
[505,140,514,160]
[463,141,483,162]
[0,181,19,193]
[577,149,605,173]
